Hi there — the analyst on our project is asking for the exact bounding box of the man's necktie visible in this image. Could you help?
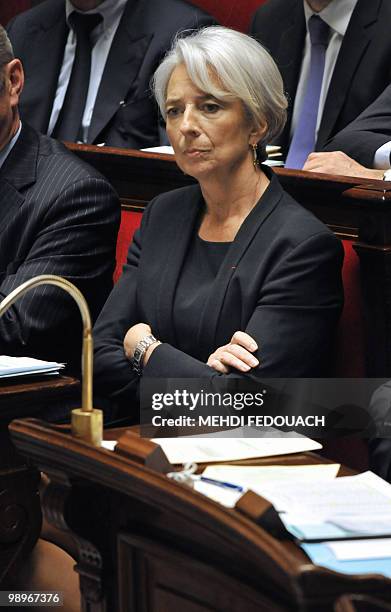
[52,12,102,142]
[285,15,330,169]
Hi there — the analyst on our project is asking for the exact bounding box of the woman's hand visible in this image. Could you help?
[207,331,259,374]
[123,323,160,367]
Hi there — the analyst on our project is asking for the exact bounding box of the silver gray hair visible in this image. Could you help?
[152,26,287,149]
[0,25,14,92]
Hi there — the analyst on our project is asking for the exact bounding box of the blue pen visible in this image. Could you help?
[196,475,244,493]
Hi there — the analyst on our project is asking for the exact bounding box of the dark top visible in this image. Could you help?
[174,235,231,356]
[93,166,344,411]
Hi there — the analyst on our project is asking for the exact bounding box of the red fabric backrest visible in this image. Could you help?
[0,1,31,25]
[188,0,267,32]
[335,240,365,377]
[1,1,267,32]
[113,210,143,283]
[115,211,366,377]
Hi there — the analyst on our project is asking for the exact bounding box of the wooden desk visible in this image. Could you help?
[9,419,391,611]
[0,376,79,586]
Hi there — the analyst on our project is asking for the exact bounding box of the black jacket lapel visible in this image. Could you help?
[274,2,306,149]
[155,186,202,343]
[0,124,38,234]
[317,0,381,148]
[0,124,38,192]
[88,1,153,144]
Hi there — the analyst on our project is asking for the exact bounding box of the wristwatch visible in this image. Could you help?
[131,334,158,375]
[383,169,391,181]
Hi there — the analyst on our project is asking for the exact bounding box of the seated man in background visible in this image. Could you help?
[6,0,215,149]
[0,25,119,373]
[303,83,391,179]
[250,0,391,169]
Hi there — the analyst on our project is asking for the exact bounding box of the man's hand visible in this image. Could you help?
[303,151,383,179]
[207,331,259,374]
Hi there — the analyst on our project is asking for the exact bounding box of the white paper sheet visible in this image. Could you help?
[202,464,340,491]
[0,355,65,378]
[151,432,322,465]
[327,538,391,561]
[248,471,391,516]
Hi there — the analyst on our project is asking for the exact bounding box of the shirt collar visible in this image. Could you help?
[66,0,127,35]
[303,0,359,37]
[0,121,22,170]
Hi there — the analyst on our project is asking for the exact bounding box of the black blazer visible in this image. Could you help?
[93,169,344,409]
[249,0,391,154]
[0,123,119,371]
[7,0,215,149]
[324,84,391,167]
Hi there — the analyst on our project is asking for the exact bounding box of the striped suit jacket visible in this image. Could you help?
[0,123,120,372]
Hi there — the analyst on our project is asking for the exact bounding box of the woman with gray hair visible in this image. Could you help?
[94,26,343,410]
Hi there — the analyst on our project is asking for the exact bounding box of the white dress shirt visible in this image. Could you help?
[291,0,358,140]
[48,0,128,143]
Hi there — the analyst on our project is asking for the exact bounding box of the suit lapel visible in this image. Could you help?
[155,186,202,344]
[20,1,68,134]
[317,0,381,148]
[0,180,25,244]
[0,125,38,233]
[274,2,306,148]
[88,0,153,144]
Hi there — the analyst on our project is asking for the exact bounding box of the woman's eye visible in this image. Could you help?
[202,103,220,113]
[166,107,180,117]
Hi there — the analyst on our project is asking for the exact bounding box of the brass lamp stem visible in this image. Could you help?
[0,275,102,445]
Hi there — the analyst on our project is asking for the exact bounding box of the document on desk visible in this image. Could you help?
[151,430,322,465]
[267,471,391,541]
[0,355,65,378]
[328,538,391,561]
[193,464,339,509]
[202,464,340,494]
[301,541,391,578]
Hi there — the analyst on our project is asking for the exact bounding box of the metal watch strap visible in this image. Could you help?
[131,334,158,376]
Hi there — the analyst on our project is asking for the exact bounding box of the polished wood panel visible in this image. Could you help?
[9,419,391,611]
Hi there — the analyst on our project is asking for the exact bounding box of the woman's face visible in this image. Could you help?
[165,64,261,182]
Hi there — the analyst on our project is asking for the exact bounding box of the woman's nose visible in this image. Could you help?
[180,105,200,136]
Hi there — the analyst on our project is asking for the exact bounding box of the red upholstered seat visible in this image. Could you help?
[113,210,142,283]
[114,211,366,377]
[188,0,267,32]
[335,241,365,377]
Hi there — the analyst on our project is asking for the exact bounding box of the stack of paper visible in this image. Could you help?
[0,355,65,379]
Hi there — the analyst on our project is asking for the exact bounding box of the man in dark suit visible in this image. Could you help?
[0,25,119,372]
[250,0,391,168]
[6,0,215,149]
[302,84,391,178]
